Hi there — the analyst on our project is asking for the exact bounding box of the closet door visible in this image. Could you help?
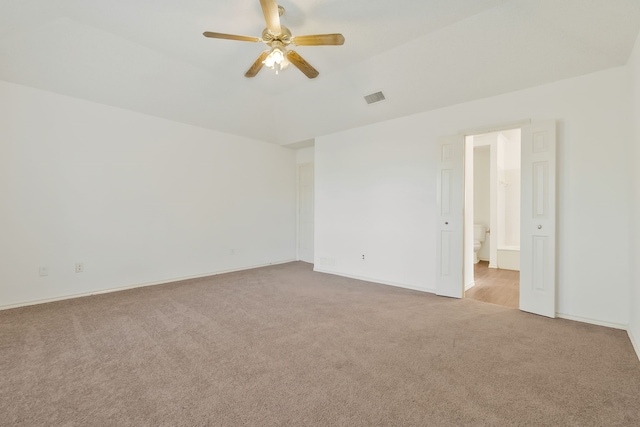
[298,163,314,263]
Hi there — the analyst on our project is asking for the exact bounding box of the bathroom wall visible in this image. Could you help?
[473,145,491,261]
[497,130,521,249]
[472,130,520,265]
[473,133,498,265]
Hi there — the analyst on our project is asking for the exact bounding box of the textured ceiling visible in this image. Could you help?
[1,0,639,145]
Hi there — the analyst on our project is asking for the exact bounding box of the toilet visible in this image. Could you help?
[473,224,487,264]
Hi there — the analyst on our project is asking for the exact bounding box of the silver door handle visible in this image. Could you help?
[538,225,542,229]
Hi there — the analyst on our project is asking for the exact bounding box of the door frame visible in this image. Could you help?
[437,119,558,318]
[296,162,314,263]
[463,125,525,302]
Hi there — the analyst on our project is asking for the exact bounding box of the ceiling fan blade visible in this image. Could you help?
[291,34,345,46]
[245,50,270,78]
[286,50,319,79]
[260,0,281,35]
[203,32,261,42]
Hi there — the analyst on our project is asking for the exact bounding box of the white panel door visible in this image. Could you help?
[298,163,314,263]
[436,135,465,298]
[520,121,556,317]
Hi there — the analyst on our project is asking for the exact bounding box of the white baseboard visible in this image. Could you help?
[628,329,640,362]
[313,268,435,294]
[0,259,297,311]
[556,313,627,330]
[465,281,476,291]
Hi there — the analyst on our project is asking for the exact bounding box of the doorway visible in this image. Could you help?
[463,129,522,309]
[435,120,556,317]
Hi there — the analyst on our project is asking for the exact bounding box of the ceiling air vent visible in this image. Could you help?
[364,91,386,105]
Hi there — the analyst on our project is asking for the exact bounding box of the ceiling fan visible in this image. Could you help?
[203,0,345,79]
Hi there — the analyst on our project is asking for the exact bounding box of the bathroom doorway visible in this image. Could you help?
[463,129,521,309]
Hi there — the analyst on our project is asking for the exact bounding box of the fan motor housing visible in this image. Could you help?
[262,26,292,45]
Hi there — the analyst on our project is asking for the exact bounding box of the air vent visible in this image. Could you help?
[364,91,386,105]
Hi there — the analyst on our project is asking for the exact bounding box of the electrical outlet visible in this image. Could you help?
[362,254,365,260]
[75,263,84,273]
[39,266,48,277]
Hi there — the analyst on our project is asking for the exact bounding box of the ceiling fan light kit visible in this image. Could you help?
[262,41,288,74]
[203,0,345,79]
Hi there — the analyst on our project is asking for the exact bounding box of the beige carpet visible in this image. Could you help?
[1,261,639,426]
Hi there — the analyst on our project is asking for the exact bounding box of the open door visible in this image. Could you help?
[520,121,556,317]
[436,135,465,298]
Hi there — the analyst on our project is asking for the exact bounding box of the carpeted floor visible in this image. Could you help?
[1,261,639,426]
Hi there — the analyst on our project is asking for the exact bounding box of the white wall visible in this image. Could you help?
[629,33,640,358]
[474,132,501,267]
[315,65,633,327]
[0,81,297,309]
[499,131,521,249]
[473,146,490,262]
[296,147,315,164]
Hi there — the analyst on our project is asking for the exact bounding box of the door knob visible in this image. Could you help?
[538,225,542,229]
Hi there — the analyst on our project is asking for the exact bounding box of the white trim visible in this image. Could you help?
[0,259,296,311]
[313,267,435,294]
[628,330,640,362]
[465,281,476,291]
[295,164,302,261]
[556,313,628,330]
[296,161,314,263]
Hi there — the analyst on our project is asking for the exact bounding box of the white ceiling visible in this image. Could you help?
[1,0,639,145]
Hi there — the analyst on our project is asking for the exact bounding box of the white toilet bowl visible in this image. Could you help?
[473,224,487,264]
